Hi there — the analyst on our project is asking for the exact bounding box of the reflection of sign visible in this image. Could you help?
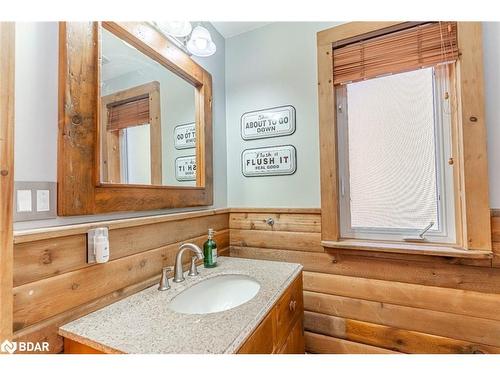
[242,145,297,177]
[175,155,197,181]
[174,123,196,149]
[241,105,296,140]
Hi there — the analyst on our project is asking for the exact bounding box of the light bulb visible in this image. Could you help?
[186,25,216,57]
[155,21,192,38]
[194,38,208,50]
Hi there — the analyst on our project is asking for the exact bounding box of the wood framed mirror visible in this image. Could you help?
[58,22,213,215]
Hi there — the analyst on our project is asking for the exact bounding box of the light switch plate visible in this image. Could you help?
[36,189,50,212]
[16,190,32,212]
[14,182,57,222]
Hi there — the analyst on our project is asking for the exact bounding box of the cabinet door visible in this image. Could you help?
[275,275,303,346]
[64,339,105,354]
[237,310,276,354]
[277,318,305,354]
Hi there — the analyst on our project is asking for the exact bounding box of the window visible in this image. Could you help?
[337,66,455,243]
[317,22,492,253]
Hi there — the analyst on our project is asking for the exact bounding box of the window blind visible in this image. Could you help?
[333,22,458,85]
[107,95,150,131]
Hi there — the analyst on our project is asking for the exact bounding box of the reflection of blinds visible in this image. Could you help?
[107,95,150,131]
[333,22,458,85]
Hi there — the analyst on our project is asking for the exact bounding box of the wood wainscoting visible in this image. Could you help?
[12,209,230,353]
[10,206,500,354]
[229,208,500,354]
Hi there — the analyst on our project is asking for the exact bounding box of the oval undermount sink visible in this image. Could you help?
[168,274,260,314]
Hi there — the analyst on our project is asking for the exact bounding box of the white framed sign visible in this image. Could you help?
[175,155,197,181]
[241,105,296,140]
[174,122,196,149]
[242,145,297,177]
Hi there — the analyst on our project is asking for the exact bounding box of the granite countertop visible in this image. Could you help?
[59,257,302,354]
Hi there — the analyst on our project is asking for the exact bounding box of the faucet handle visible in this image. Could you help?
[188,256,199,277]
[158,266,172,291]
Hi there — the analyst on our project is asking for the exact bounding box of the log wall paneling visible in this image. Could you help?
[12,209,230,353]
[228,208,500,354]
[10,207,500,354]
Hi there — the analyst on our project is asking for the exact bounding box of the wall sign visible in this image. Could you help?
[241,105,296,140]
[175,155,197,181]
[242,145,297,177]
[174,122,196,149]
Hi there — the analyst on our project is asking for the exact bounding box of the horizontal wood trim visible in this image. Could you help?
[327,247,492,267]
[322,240,493,259]
[14,208,230,243]
[229,208,321,214]
[305,331,398,354]
[92,186,211,214]
[13,232,229,330]
[229,212,321,233]
[491,209,500,217]
[230,229,322,253]
[304,311,500,354]
[317,22,406,47]
[230,246,500,294]
[14,214,229,286]
[303,271,500,321]
[304,291,500,347]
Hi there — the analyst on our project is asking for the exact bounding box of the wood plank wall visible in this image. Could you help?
[11,207,500,354]
[229,208,500,354]
[12,209,230,353]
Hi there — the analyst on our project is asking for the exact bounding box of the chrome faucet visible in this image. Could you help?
[173,243,204,283]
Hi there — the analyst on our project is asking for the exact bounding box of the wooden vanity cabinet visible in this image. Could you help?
[63,272,304,354]
[237,272,304,354]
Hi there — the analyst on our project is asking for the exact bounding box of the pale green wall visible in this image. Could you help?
[225,22,339,208]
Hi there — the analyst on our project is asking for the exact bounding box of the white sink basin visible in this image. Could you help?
[168,274,260,314]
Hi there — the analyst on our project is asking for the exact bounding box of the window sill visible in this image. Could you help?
[321,239,493,259]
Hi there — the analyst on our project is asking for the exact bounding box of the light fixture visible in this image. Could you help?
[155,21,192,38]
[186,25,217,57]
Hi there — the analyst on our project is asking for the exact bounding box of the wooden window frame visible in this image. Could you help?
[58,22,213,215]
[101,81,162,185]
[317,22,492,256]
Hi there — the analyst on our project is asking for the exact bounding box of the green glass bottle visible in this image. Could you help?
[203,228,217,268]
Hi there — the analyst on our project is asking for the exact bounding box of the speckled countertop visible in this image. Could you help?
[59,257,302,354]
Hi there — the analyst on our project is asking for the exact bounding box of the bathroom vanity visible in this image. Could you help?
[59,257,304,354]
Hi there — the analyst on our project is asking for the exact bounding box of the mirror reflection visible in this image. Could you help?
[100,26,197,186]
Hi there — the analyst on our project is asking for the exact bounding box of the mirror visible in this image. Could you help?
[100,26,197,187]
[58,22,213,215]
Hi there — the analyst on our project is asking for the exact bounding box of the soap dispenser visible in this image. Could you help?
[203,228,217,268]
